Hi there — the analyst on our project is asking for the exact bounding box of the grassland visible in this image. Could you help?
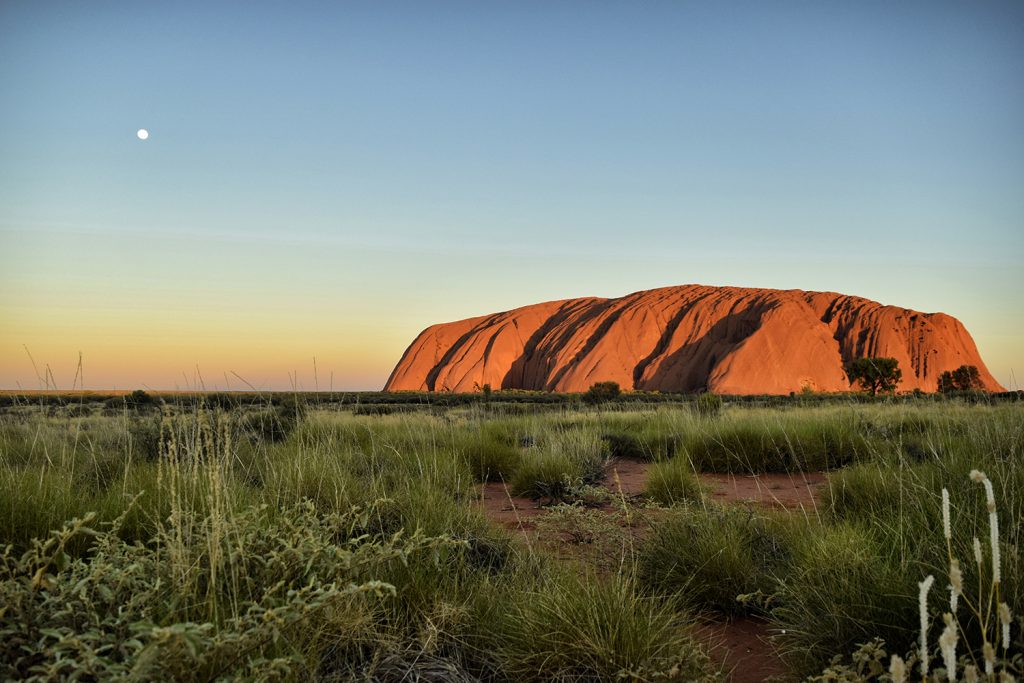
[1,393,1021,680]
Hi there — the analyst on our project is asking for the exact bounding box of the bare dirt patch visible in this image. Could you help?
[702,471,826,511]
[698,617,790,682]
[476,482,545,534]
[605,458,650,496]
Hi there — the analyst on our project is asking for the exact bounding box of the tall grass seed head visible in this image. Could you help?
[939,613,958,682]
[949,558,962,613]
[989,508,1001,586]
[942,487,952,540]
[889,654,906,683]
[919,575,935,676]
[999,602,1012,650]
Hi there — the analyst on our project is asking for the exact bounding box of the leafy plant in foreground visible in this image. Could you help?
[0,501,460,681]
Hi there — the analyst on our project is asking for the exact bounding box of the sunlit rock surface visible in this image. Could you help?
[385,285,1003,395]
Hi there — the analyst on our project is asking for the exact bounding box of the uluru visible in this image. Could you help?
[385,285,1004,395]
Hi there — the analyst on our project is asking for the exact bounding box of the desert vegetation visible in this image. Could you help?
[1,392,1021,680]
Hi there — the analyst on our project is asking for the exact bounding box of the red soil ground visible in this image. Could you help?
[475,460,825,681]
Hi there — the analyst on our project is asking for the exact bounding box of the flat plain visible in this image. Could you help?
[1,392,1021,681]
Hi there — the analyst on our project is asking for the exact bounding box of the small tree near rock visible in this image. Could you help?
[583,381,621,404]
[125,389,155,409]
[938,365,983,393]
[847,357,902,396]
[694,392,723,418]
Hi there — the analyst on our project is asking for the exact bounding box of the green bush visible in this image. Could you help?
[583,381,622,405]
[509,430,607,500]
[601,431,648,460]
[681,410,868,473]
[126,415,163,460]
[125,389,155,409]
[240,404,301,443]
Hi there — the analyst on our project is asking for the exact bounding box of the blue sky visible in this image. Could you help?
[2,1,1022,390]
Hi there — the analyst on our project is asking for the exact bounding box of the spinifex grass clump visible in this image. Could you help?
[510,428,608,501]
[645,456,705,505]
[773,520,915,670]
[456,430,522,483]
[638,504,793,615]
[680,407,870,472]
[694,392,723,418]
[594,408,692,462]
[481,572,715,681]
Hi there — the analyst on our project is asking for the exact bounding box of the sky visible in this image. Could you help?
[1,0,1022,391]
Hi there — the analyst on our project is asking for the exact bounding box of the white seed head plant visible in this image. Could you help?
[889,654,906,683]
[949,558,962,613]
[942,487,952,541]
[919,575,935,677]
[939,613,958,682]
[970,471,1001,585]
[999,602,1012,651]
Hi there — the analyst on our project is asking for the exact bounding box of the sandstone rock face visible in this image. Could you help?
[384,285,1004,394]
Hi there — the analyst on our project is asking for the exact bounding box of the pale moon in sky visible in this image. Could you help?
[136,128,149,140]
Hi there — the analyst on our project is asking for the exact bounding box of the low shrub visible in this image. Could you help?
[125,415,163,461]
[240,405,301,443]
[601,431,648,460]
[509,430,607,501]
[583,381,622,405]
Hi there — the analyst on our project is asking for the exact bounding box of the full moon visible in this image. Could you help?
[136,129,149,140]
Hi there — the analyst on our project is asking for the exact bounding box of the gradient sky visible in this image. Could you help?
[2,1,1022,391]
